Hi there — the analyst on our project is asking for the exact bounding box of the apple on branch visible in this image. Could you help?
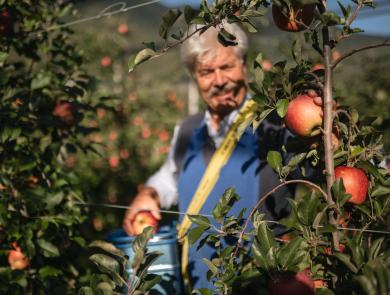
[131,210,159,236]
[268,269,315,295]
[272,0,316,32]
[285,93,323,137]
[334,166,369,205]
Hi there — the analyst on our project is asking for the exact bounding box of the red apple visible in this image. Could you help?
[314,279,326,288]
[118,23,129,34]
[52,100,75,125]
[272,1,316,32]
[261,59,273,72]
[131,210,159,235]
[334,166,369,205]
[285,94,323,137]
[8,244,29,270]
[312,64,325,72]
[268,269,315,295]
[325,243,346,255]
[100,56,112,68]
[0,9,13,36]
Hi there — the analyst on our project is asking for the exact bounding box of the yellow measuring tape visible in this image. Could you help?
[177,99,257,290]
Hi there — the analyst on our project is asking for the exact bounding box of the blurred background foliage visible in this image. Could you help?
[69,0,389,239]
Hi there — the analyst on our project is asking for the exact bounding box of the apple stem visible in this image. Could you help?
[320,2,341,253]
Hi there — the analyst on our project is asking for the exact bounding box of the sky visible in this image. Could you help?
[160,0,390,36]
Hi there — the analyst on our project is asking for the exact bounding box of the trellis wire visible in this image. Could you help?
[74,201,390,236]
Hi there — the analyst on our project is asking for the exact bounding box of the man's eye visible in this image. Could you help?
[200,70,213,76]
[221,64,234,70]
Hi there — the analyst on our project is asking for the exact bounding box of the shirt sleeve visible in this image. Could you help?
[145,125,180,209]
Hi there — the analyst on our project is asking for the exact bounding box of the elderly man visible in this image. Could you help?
[123,22,293,290]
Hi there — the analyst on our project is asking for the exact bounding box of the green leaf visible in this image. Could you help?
[184,5,197,24]
[267,151,283,173]
[37,239,60,257]
[39,266,62,279]
[252,108,274,131]
[320,12,342,26]
[350,146,365,158]
[159,9,182,39]
[139,274,161,292]
[89,254,123,285]
[89,240,126,258]
[188,215,211,227]
[291,39,301,63]
[202,258,218,276]
[218,28,238,46]
[337,0,349,18]
[333,253,358,273]
[188,226,207,245]
[356,160,384,182]
[371,185,390,197]
[194,288,213,295]
[276,99,289,118]
[128,48,156,72]
[256,222,277,254]
[79,287,94,295]
[31,72,52,90]
[332,178,352,206]
[297,192,320,225]
[278,236,305,268]
[368,238,385,261]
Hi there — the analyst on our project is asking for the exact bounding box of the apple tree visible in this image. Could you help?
[128,0,390,294]
[0,1,109,293]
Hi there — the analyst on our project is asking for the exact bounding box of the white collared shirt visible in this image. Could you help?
[146,108,239,208]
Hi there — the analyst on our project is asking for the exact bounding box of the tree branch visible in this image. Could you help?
[332,40,390,70]
[232,179,328,257]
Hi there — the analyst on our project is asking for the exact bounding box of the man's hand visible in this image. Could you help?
[122,186,161,236]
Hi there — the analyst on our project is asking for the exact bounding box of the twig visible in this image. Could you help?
[332,40,390,70]
[319,0,340,252]
[232,179,328,257]
[336,0,363,42]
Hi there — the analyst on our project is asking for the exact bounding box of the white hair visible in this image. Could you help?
[180,21,248,72]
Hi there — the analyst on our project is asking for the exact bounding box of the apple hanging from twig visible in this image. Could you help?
[334,166,369,205]
[285,94,323,137]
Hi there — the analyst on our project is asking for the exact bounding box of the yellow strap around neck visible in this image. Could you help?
[177,99,257,290]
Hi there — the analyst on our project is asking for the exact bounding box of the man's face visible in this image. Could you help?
[194,45,247,117]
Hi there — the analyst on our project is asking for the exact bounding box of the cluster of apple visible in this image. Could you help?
[284,91,369,205]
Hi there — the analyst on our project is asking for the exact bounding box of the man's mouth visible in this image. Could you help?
[215,90,233,99]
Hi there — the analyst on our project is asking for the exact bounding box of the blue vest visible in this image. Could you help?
[177,120,261,290]
[175,112,296,291]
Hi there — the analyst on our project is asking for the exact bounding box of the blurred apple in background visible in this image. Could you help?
[8,243,29,270]
[53,100,75,125]
[118,23,129,34]
[100,56,112,68]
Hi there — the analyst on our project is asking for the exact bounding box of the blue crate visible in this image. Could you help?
[106,226,183,294]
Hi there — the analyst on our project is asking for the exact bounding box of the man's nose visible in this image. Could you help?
[214,70,227,87]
